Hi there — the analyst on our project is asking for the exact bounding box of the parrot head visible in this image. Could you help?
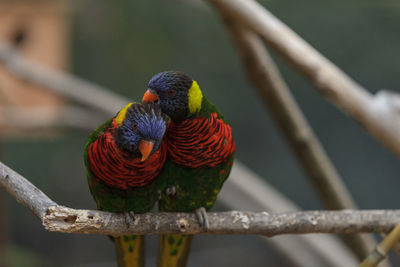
[115,102,166,161]
[142,70,203,121]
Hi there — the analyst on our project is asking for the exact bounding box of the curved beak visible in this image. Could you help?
[142,89,159,103]
[138,140,155,161]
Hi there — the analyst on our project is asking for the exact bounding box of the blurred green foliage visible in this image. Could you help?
[0,245,42,267]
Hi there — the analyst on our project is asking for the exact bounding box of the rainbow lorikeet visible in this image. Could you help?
[83,102,167,267]
[142,71,236,267]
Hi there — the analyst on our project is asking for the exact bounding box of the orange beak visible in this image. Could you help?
[142,90,159,103]
[138,140,155,161]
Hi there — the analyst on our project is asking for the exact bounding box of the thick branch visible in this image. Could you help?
[43,206,400,236]
[0,159,399,237]
[207,0,400,159]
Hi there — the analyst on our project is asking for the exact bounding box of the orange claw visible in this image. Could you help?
[142,90,159,103]
[138,140,154,161]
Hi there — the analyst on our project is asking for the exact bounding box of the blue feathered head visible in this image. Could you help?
[115,102,166,160]
[144,71,195,121]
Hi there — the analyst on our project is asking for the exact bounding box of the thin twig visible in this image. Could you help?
[214,14,376,259]
[206,0,400,159]
[360,225,400,267]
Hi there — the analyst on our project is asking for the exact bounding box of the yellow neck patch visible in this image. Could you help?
[115,102,134,125]
[187,80,203,114]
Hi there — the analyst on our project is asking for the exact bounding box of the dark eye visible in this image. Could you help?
[132,123,138,131]
[167,89,176,96]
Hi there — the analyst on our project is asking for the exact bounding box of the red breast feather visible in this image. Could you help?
[88,129,167,190]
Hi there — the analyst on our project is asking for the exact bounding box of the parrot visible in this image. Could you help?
[142,70,236,267]
[83,102,167,267]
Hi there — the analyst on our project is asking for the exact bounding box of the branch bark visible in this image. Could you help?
[206,0,400,159]
[43,205,400,236]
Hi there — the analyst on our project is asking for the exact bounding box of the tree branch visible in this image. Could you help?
[360,225,400,267]
[0,158,399,237]
[44,206,400,236]
[206,0,400,160]
[213,12,377,260]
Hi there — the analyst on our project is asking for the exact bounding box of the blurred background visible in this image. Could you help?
[0,0,400,266]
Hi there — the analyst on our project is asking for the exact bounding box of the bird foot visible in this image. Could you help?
[157,189,162,200]
[124,211,136,230]
[165,185,177,196]
[195,207,209,232]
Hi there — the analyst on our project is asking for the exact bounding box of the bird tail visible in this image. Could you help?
[157,234,193,267]
[114,235,145,267]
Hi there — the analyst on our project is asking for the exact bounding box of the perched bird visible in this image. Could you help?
[83,102,167,267]
[143,71,235,267]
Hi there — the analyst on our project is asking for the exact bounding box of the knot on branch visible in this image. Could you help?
[369,90,400,136]
[373,90,400,117]
[44,205,104,233]
[232,211,250,229]
[177,218,189,232]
